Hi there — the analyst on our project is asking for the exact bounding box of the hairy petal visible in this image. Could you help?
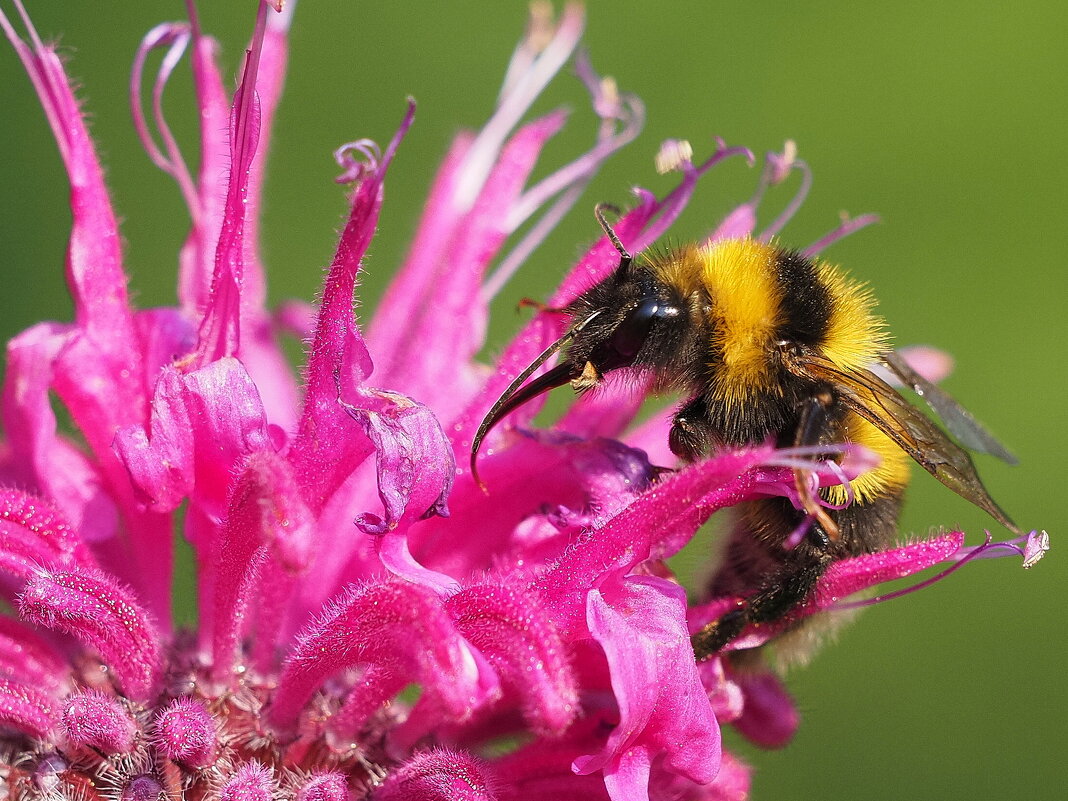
[297,773,351,801]
[0,677,58,740]
[534,449,767,638]
[191,21,262,364]
[61,690,137,753]
[210,451,312,682]
[234,6,301,428]
[154,697,217,768]
[813,531,967,608]
[375,749,495,801]
[292,103,414,513]
[446,580,577,735]
[0,489,94,593]
[271,580,490,731]
[575,577,720,796]
[18,568,161,701]
[0,616,69,690]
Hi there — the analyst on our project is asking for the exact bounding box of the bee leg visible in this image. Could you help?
[669,396,717,462]
[793,392,841,543]
[692,607,748,656]
[691,552,833,659]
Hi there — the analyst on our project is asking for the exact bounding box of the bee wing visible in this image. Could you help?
[880,349,1018,465]
[786,349,1020,534]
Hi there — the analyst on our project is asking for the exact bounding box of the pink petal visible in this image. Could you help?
[0,616,69,690]
[292,103,414,513]
[692,531,969,651]
[811,532,966,610]
[154,697,217,768]
[190,3,266,365]
[19,567,162,701]
[270,580,491,731]
[328,664,408,738]
[575,576,720,794]
[649,751,751,801]
[446,579,578,735]
[234,9,300,429]
[801,213,881,257]
[558,374,654,441]
[177,28,229,313]
[113,367,195,510]
[115,358,271,532]
[0,677,58,740]
[239,2,294,311]
[621,406,676,468]
[490,724,613,800]
[2,323,119,544]
[729,670,799,748]
[210,451,312,680]
[0,12,138,351]
[366,130,473,380]
[897,344,955,384]
[370,112,568,422]
[707,204,757,241]
[375,749,494,801]
[61,690,137,753]
[297,774,351,801]
[534,448,768,638]
[345,388,455,593]
[413,434,654,578]
[0,488,94,591]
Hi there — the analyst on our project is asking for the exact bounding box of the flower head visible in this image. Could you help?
[0,4,1042,801]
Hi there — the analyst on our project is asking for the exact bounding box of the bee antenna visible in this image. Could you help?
[595,203,633,264]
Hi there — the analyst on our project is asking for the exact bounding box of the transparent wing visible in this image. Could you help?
[785,348,1020,534]
[881,349,1017,464]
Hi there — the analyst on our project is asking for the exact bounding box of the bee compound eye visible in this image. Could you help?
[609,297,679,359]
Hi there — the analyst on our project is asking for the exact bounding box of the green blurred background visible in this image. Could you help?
[0,1,1063,798]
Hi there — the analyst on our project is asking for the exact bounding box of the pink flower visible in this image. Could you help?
[0,4,1043,801]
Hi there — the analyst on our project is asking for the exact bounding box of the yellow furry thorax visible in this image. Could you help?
[645,238,888,402]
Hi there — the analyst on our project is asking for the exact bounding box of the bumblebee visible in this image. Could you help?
[471,207,1018,659]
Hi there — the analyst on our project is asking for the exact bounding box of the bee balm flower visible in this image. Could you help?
[0,3,1042,801]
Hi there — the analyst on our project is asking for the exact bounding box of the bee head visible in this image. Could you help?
[469,267,684,487]
[562,274,685,390]
[469,204,688,487]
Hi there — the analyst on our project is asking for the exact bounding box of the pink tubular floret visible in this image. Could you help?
[18,568,161,702]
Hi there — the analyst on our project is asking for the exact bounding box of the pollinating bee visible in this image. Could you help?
[471,205,1019,660]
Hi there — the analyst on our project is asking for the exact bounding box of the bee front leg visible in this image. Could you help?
[669,396,717,462]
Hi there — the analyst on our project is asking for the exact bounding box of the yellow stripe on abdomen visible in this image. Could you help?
[824,411,911,506]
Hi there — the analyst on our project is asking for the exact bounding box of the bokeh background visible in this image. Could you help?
[0,1,1063,799]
